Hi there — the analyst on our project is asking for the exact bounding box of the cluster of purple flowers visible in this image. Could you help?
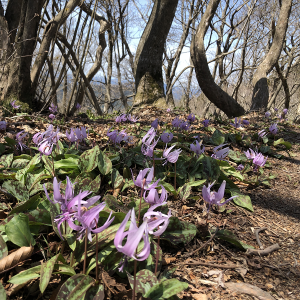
[49,103,58,120]
[172,117,190,131]
[115,114,139,123]
[230,117,242,128]
[33,125,60,156]
[107,128,133,145]
[244,148,267,169]
[65,127,88,143]
[269,123,278,135]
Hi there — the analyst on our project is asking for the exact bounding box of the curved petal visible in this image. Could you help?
[114,209,132,249]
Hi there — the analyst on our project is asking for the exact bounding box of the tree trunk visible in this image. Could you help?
[250,0,292,111]
[134,0,179,106]
[191,0,245,117]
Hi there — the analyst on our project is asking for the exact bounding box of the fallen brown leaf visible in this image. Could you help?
[192,294,208,300]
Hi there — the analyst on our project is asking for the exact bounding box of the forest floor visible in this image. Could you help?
[0,106,299,300]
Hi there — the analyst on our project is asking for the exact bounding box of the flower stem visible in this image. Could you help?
[96,232,99,281]
[137,178,146,223]
[174,162,177,191]
[83,228,88,274]
[51,153,55,177]
[154,236,160,276]
[152,152,155,180]
[132,260,137,300]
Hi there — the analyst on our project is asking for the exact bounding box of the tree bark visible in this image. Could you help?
[250,0,292,111]
[134,0,179,106]
[191,0,245,117]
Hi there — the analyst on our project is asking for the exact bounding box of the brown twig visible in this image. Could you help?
[246,244,280,256]
[176,259,238,269]
[102,272,116,294]
[183,227,219,258]
[254,227,267,249]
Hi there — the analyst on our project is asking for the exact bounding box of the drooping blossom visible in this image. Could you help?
[242,120,249,126]
[10,100,20,109]
[75,126,88,141]
[151,118,159,129]
[265,111,271,118]
[236,164,244,171]
[0,121,7,131]
[162,145,181,165]
[74,202,114,241]
[66,128,77,143]
[211,144,229,160]
[141,127,159,157]
[230,117,242,128]
[167,108,171,112]
[16,131,28,152]
[131,167,160,190]
[269,123,278,135]
[38,140,54,156]
[244,148,258,160]
[180,121,190,131]
[49,114,56,120]
[187,113,196,123]
[127,114,139,123]
[274,108,278,112]
[172,117,182,128]
[253,153,267,169]
[202,119,209,127]
[202,181,237,211]
[258,129,267,139]
[160,131,173,144]
[107,128,128,144]
[190,140,205,157]
[115,114,127,123]
[282,109,288,115]
[49,103,58,113]
[143,185,167,205]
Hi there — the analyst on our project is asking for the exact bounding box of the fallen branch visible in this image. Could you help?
[183,227,219,258]
[246,244,280,256]
[176,259,238,269]
[254,227,267,249]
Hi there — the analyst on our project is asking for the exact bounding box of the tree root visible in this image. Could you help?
[246,244,280,256]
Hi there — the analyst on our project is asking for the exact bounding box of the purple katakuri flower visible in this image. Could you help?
[49,103,58,113]
[211,144,229,160]
[151,118,159,129]
[269,123,278,135]
[202,119,209,127]
[115,114,127,123]
[274,108,278,112]
[107,128,126,144]
[187,113,196,123]
[242,120,249,126]
[258,129,267,139]
[167,108,171,112]
[162,145,181,165]
[160,131,173,144]
[49,114,56,120]
[75,202,114,241]
[143,185,167,206]
[190,140,205,157]
[142,128,159,157]
[66,128,77,143]
[202,181,237,211]
[144,202,171,236]
[253,153,267,169]
[38,141,54,156]
[180,121,190,131]
[244,148,258,160]
[10,100,20,109]
[131,167,160,190]
[236,164,244,171]
[114,209,150,262]
[230,117,242,128]
[16,131,28,152]
[127,114,139,123]
[172,117,182,128]
[282,109,288,115]
[76,103,81,110]
[0,121,7,131]
[265,111,271,118]
[75,126,88,141]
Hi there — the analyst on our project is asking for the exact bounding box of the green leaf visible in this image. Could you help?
[0,153,14,168]
[210,129,225,146]
[212,228,255,250]
[9,194,41,215]
[83,284,104,300]
[11,159,29,169]
[111,168,124,189]
[127,269,158,295]
[0,173,16,180]
[160,181,177,196]
[230,189,253,212]
[55,158,80,170]
[227,150,248,163]
[8,265,41,285]
[273,138,292,150]
[159,267,177,282]
[4,136,16,147]
[178,184,191,201]
[5,213,36,247]
[0,235,8,260]
[42,156,54,175]
[219,161,244,181]
[39,254,60,293]
[144,278,188,299]
[200,156,220,182]
[98,151,112,175]
[0,283,6,300]
[56,274,94,300]
[161,217,197,245]
[88,175,101,194]
[74,174,94,195]
[79,145,100,172]
[52,264,76,276]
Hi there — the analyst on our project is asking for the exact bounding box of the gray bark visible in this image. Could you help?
[134,0,179,106]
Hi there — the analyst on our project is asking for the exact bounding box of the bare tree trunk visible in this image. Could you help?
[134,0,179,106]
[190,0,245,117]
[250,0,292,111]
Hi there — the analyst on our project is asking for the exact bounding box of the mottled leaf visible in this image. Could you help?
[200,156,220,182]
[178,184,191,201]
[0,153,13,168]
[127,269,158,295]
[160,217,197,245]
[88,175,101,194]
[79,145,100,172]
[0,235,8,260]
[2,180,29,202]
[210,129,225,146]
[8,265,41,285]
[11,159,29,169]
[230,189,253,212]
[42,156,55,175]
[273,138,292,150]
[111,168,123,189]
[98,151,112,175]
[39,254,59,293]
[9,194,41,215]
[84,284,104,300]
[0,283,6,300]
[159,267,177,282]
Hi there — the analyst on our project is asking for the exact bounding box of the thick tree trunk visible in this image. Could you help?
[191,0,245,117]
[134,0,179,106]
[250,0,292,111]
